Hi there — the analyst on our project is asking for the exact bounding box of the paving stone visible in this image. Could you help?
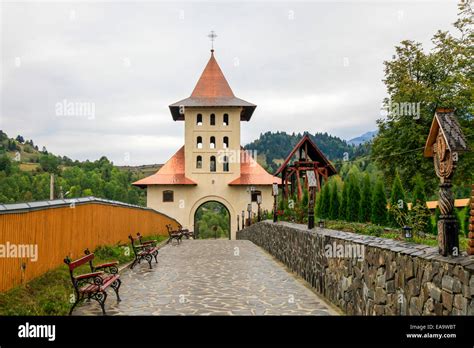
[74,240,336,316]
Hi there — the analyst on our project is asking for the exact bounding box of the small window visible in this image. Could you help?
[223,114,229,126]
[210,156,216,172]
[251,190,262,202]
[196,114,202,126]
[223,156,229,172]
[197,136,203,149]
[163,190,174,202]
[210,113,215,126]
[210,136,216,149]
[196,155,202,169]
[223,136,229,149]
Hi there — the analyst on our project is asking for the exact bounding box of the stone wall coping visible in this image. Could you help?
[257,220,474,267]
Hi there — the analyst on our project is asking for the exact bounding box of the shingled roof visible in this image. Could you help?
[169,50,256,121]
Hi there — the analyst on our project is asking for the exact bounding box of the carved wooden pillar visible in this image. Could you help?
[468,185,474,255]
[424,109,469,256]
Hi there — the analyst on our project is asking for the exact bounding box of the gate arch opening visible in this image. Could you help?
[193,201,230,240]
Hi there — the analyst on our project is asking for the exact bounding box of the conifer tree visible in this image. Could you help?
[358,174,372,222]
[339,181,349,221]
[329,181,340,220]
[346,175,361,222]
[371,180,387,225]
[319,182,331,219]
[411,176,432,234]
[389,172,407,226]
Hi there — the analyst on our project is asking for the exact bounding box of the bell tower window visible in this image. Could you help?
[197,136,203,149]
[196,155,202,169]
[210,156,216,172]
[196,114,202,126]
[223,113,229,126]
[210,113,216,126]
[223,136,229,149]
[223,156,229,172]
[210,136,216,149]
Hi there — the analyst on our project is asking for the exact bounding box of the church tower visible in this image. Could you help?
[169,49,256,186]
[134,48,279,239]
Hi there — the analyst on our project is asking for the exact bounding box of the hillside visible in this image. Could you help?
[244,131,370,173]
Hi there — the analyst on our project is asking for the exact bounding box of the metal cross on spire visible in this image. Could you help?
[207,30,217,51]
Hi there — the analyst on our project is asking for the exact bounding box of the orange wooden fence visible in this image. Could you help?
[0,199,180,292]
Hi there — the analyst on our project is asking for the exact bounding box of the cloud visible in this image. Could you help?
[0,1,459,164]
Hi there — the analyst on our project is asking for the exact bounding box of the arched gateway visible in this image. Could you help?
[193,200,231,239]
[133,49,281,239]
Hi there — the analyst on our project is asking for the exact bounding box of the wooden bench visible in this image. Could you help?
[180,228,194,239]
[128,234,159,269]
[166,224,183,245]
[64,250,121,315]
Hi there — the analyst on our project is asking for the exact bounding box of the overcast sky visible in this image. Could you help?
[0,0,460,165]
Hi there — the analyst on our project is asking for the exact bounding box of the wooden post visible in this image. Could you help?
[307,171,317,229]
[50,174,54,200]
[296,168,302,201]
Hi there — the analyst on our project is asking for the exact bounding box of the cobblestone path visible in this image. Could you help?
[75,240,337,315]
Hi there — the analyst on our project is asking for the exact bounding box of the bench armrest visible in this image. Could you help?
[75,271,104,280]
[135,244,154,249]
[95,261,119,269]
[140,240,157,245]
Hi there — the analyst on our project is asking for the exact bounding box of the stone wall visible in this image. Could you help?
[237,221,474,315]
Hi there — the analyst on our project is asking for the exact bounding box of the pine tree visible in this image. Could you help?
[389,172,407,226]
[346,175,361,222]
[319,183,331,219]
[358,174,372,222]
[411,177,431,234]
[339,182,349,221]
[371,180,387,225]
[329,181,340,220]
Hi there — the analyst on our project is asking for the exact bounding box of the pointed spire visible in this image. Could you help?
[190,51,234,98]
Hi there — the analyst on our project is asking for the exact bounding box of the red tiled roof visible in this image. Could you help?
[133,147,279,187]
[132,147,197,187]
[191,51,234,98]
[228,150,281,186]
[169,51,256,121]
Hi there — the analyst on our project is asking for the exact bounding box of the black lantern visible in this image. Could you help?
[403,225,413,239]
[318,219,325,228]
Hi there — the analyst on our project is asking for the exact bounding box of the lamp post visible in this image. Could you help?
[403,225,412,239]
[257,194,262,222]
[319,219,325,228]
[237,214,240,232]
[247,203,252,226]
[241,210,245,229]
[272,183,278,223]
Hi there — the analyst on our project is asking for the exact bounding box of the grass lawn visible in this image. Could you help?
[0,234,167,315]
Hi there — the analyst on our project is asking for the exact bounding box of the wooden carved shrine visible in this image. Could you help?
[424,109,469,256]
[275,134,337,201]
